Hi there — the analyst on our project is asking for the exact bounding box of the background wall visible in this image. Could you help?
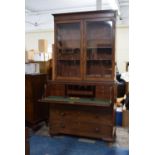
[25,26,129,73]
[116,26,129,73]
[25,30,54,52]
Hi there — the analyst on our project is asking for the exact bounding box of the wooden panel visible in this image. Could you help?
[25,98,33,122]
[54,10,116,21]
[46,84,65,96]
[25,77,33,98]
[33,101,49,122]
[32,75,46,99]
[96,85,114,100]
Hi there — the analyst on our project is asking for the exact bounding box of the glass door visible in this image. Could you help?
[55,21,82,80]
[84,19,114,80]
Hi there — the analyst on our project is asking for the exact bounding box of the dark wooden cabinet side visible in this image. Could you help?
[25,74,49,129]
[25,127,30,155]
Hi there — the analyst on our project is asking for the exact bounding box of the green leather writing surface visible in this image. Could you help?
[44,96,111,106]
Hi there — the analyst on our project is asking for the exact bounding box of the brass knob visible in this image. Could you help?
[95,127,100,132]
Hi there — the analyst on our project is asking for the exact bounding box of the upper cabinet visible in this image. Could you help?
[53,10,116,81]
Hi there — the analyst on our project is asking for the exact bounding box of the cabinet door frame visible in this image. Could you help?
[83,18,116,81]
[53,20,84,81]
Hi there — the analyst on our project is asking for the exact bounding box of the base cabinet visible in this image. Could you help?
[41,81,117,141]
[49,104,116,141]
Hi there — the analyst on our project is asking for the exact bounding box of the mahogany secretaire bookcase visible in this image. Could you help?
[41,10,117,141]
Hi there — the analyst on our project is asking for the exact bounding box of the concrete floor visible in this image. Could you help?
[108,127,129,148]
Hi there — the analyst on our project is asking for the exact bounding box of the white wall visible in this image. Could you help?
[116,26,129,73]
[25,26,129,73]
[25,30,54,51]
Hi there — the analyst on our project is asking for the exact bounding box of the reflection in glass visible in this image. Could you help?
[86,20,113,78]
[56,22,81,78]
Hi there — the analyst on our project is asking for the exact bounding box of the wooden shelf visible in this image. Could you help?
[58,46,80,49]
[87,59,112,61]
[87,46,112,49]
[86,74,112,78]
[25,60,49,64]
[57,60,80,61]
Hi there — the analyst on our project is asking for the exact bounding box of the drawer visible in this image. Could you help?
[50,121,77,134]
[77,122,113,138]
[50,120,113,139]
[50,108,77,122]
[50,108,113,125]
[77,111,113,125]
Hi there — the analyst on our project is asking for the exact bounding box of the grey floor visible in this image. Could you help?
[32,123,129,149]
[108,127,129,148]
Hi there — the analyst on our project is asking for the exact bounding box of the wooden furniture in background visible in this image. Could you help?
[25,59,52,79]
[38,39,48,52]
[25,73,49,129]
[37,61,49,73]
[40,10,117,141]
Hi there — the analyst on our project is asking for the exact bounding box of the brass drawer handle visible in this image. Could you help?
[95,127,100,132]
